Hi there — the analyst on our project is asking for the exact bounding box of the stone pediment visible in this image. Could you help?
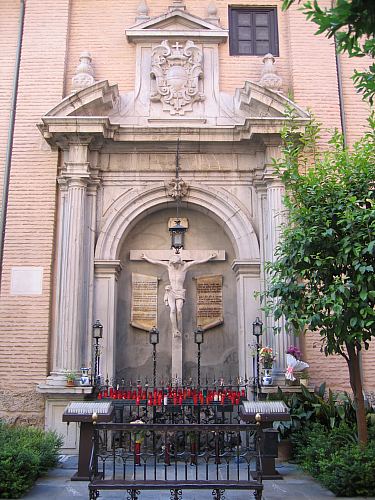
[44,80,119,118]
[126,10,228,43]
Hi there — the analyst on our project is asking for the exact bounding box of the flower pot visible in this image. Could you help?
[262,368,273,386]
[66,380,75,387]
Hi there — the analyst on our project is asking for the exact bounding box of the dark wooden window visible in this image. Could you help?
[229,7,279,56]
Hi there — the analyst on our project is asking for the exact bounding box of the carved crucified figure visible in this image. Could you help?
[141,252,217,337]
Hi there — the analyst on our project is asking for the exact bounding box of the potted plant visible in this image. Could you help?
[259,346,276,385]
[65,370,76,387]
[299,371,310,387]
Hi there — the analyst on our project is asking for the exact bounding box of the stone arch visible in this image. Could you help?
[95,184,260,262]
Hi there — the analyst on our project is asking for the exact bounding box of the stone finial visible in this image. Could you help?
[71,51,95,92]
[258,53,282,92]
[205,1,220,25]
[136,0,150,22]
[168,0,186,12]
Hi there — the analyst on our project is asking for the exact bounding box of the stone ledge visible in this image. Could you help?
[260,385,314,394]
[37,384,93,396]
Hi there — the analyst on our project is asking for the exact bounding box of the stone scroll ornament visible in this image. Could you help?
[150,40,205,115]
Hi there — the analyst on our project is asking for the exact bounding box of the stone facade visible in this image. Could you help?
[0,0,372,450]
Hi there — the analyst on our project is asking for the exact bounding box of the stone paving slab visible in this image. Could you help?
[22,457,374,499]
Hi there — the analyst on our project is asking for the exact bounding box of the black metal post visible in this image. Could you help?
[197,342,201,388]
[152,342,157,388]
[255,337,261,398]
[252,317,263,401]
[94,337,100,387]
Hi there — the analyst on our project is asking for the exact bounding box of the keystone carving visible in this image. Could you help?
[166,177,189,200]
[150,40,205,116]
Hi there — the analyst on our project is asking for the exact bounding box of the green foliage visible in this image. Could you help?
[0,422,62,499]
[271,383,357,439]
[282,0,375,103]
[263,108,375,357]
[293,422,375,496]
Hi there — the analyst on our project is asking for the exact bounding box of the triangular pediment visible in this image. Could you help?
[126,10,228,43]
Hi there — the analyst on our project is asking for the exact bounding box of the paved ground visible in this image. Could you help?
[22,456,373,500]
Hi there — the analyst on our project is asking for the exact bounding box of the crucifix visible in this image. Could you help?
[130,249,226,383]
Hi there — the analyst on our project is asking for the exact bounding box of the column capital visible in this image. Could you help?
[94,260,123,280]
[57,174,91,189]
[231,259,260,277]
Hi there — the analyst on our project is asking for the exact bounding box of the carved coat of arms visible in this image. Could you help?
[150,40,205,116]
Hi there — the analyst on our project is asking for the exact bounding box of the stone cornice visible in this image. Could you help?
[38,115,310,148]
[231,260,261,277]
[94,259,123,280]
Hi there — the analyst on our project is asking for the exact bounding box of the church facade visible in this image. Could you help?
[0,0,373,451]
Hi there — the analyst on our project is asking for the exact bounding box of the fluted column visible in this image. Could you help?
[46,138,95,386]
[58,177,88,371]
[263,145,295,372]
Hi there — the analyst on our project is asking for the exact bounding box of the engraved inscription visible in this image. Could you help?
[131,273,158,331]
[196,274,223,330]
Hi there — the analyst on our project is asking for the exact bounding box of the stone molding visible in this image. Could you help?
[94,259,123,279]
[125,9,228,44]
[94,184,260,262]
[231,260,261,277]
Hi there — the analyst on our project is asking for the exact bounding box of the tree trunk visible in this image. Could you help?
[345,342,368,447]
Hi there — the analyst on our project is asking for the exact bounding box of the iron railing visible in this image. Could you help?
[89,422,263,500]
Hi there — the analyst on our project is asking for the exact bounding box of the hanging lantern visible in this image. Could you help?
[169,218,186,253]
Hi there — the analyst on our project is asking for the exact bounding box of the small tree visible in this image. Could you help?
[263,108,375,446]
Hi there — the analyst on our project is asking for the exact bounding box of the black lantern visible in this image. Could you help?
[92,320,103,388]
[93,319,103,339]
[252,317,263,338]
[169,219,186,253]
[194,326,204,345]
[149,326,159,345]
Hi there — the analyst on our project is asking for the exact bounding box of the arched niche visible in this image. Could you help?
[116,206,238,383]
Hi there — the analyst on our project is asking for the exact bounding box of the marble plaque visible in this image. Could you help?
[10,266,43,295]
[196,274,223,330]
[131,273,158,331]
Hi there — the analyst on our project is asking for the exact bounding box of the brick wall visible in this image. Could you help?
[0,0,70,423]
[0,1,20,210]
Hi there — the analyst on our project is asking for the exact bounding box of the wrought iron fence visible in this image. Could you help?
[89,422,263,500]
